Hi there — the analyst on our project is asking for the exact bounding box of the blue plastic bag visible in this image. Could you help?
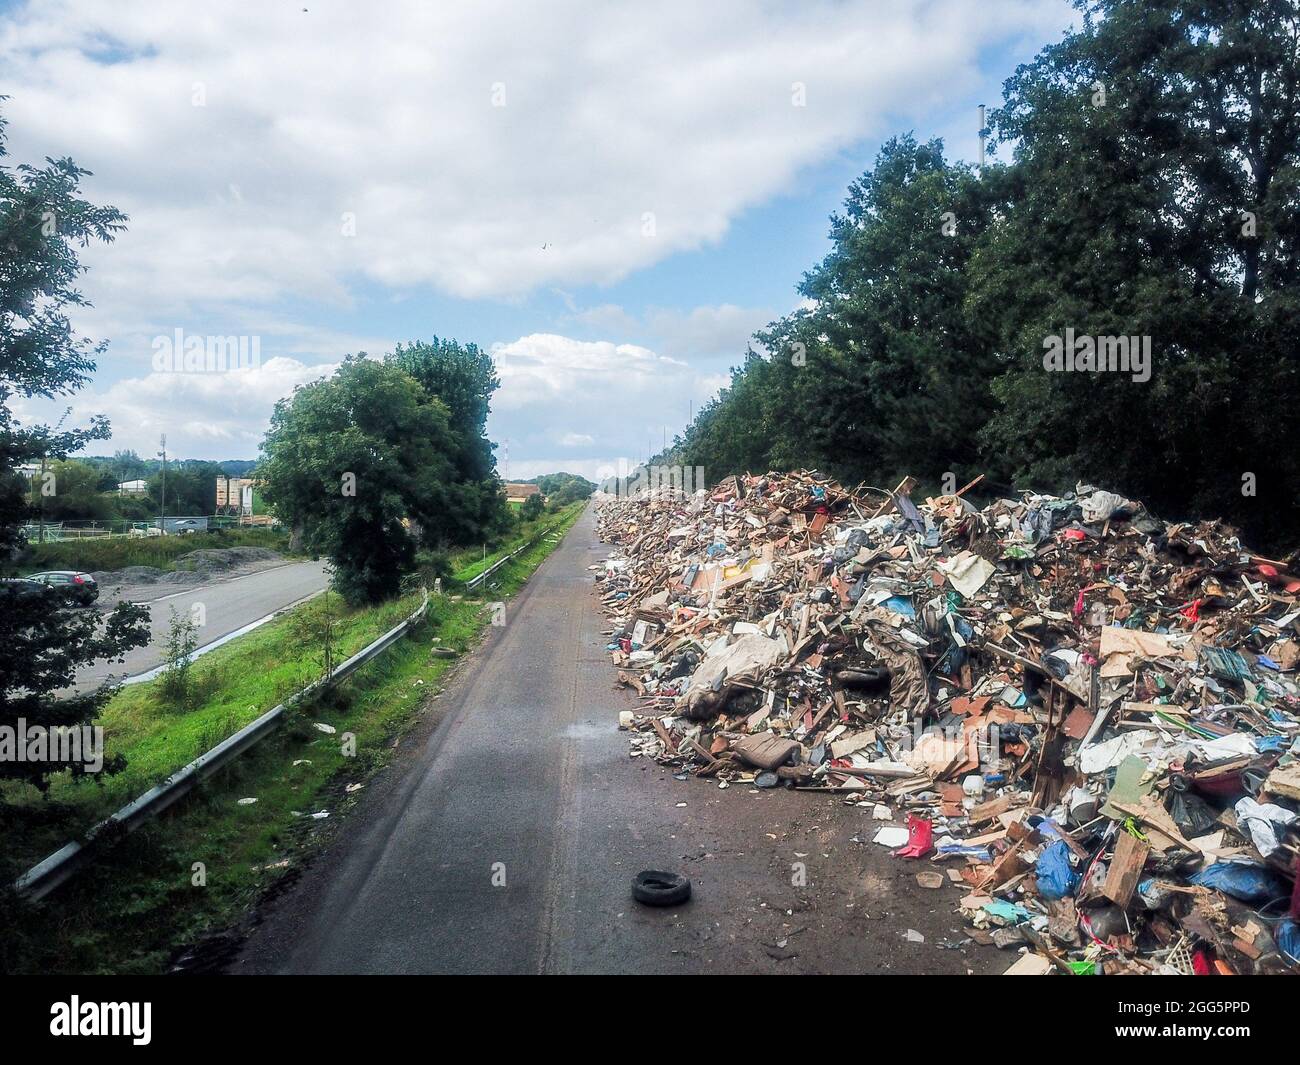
[1276,920,1300,964]
[1188,862,1288,902]
[1036,840,1079,900]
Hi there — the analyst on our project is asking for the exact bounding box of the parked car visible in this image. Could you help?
[0,577,53,603]
[25,570,99,605]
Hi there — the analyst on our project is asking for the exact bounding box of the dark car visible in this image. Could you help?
[26,570,99,606]
[0,577,52,603]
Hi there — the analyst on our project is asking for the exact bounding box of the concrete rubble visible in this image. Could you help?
[594,470,1300,974]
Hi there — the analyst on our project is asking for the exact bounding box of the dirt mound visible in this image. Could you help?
[93,547,284,589]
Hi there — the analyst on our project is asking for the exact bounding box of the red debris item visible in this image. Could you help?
[1073,589,1086,618]
[1062,528,1086,541]
[894,814,934,859]
[1180,598,1202,622]
[1192,948,1215,975]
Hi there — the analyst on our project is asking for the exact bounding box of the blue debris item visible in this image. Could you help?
[1036,840,1080,900]
[935,614,975,674]
[983,899,1032,923]
[1200,646,1253,682]
[1188,862,1289,903]
[881,595,916,618]
[1255,735,1289,753]
[1276,920,1300,964]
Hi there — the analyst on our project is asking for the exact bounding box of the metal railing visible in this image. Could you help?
[14,507,582,901]
[13,591,430,902]
[461,512,575,591]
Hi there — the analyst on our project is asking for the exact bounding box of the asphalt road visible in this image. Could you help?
[233,508,1005,975]
[75,560,331,692]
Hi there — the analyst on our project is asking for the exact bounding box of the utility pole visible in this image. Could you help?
[158,433,167,535]
[37,452,47,544]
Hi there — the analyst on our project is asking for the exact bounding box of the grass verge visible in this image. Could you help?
[14,527,291,576]
[0,503,583,975]
[449,502,583,583]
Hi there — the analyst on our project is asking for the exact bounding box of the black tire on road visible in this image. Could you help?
[632,870,691,907]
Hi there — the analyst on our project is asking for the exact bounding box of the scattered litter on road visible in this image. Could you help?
[596,470,1300,974]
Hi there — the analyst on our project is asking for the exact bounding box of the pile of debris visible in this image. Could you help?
[594,471,1300,974]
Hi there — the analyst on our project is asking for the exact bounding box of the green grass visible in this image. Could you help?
[13,527,291,576]
[0,590,423,869]
[451,502,583,583]
[0,505,582,975]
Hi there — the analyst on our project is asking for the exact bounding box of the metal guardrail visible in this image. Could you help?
[14,508,582,902]
[461,513,574,591]
[13,591,430,902]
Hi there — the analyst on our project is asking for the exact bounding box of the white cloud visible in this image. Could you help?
[0,0,1072,465]
[2,0,1069,315]
[11,357,340,458]
[489,332,717,478]
[571,302,776,361]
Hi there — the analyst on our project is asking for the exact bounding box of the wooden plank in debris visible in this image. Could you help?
[869,475,919,519]
[1103,831,1150,907]
[651,718,677,753]
[967,793,1022,825]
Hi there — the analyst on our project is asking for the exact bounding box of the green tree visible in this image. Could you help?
[975,0,1300,543]
[0,99,149,793]
[0,100,125,553]
[259,356,462,604]
[524,472,594,506]
[520,492,544,521]
[41,459,115,521]
[387,338,509,542]
[678,135,995,492]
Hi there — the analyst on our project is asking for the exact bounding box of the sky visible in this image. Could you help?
[1,0,1076,483]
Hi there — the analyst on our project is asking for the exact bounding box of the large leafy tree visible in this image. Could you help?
[526,472,595,506]
[975,0,1300,542]
[0,100,149,793]
[387,337,509,542]
[41,459,116,521]
[0,102,124,553]
[259,356,462,604]
[671,3,1300,551]
[679,136,995,492]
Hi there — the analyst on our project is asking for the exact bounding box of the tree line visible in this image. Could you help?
[17,455,253,524]
[664,0,1300,554]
